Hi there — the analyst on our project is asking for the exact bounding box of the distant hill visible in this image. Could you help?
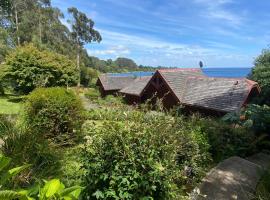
[88,56,158,73]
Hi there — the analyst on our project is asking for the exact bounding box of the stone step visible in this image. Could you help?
[193,153,270,200]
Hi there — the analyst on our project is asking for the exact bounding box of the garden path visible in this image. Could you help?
[193,153,270,200]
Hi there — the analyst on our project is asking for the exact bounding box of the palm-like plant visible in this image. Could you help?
[0,154,83,200]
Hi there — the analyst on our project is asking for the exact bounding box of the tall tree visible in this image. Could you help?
[250,49,270,105]
[68,7,102,86]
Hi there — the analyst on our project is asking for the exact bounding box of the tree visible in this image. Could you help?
[115,57,138,69]
[68,7,102,86]
[3,44,78,94]
[199,61,203,68]
[250,49,270,105]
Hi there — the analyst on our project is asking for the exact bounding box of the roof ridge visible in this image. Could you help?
[158,68,202,72]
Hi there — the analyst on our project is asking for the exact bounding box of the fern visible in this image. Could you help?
[0,190,21,200]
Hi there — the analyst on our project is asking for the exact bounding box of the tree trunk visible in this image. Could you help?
[14,4,20,46]
[76,43,81,87]
[38,8,42,44]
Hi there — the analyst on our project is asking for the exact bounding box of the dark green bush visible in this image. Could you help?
[191,116,256,162]
[25,87,84,145]
[81,109,210,199]
[243,104,270,134]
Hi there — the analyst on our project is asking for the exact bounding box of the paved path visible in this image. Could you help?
[193,153,270,200]
[80,95,99,110]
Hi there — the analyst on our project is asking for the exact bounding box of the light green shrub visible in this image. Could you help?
[3,44,78,94]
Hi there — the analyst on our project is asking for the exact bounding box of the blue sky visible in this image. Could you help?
[51,0,270,68]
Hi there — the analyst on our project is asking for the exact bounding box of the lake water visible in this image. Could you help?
[108,68,252,78]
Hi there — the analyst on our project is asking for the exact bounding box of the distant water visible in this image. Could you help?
[108,68,252,78]
[203,68,252,78]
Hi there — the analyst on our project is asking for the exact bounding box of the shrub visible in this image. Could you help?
[3,44,78,94]
[249,49,270,105]
[242,104,270,134]
[81,109,210,199]
[192,116,256,162]
[25,87,84,145]
[2,120,62,186]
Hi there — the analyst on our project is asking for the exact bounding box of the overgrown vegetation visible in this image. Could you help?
[250,49,270,106]
[81,109,211,199]
[0,0,270,199]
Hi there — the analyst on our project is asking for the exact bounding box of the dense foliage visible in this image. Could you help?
[0,155,82,200]
[2,44,78,94]
[250,49,270,105]
[192,116,256,162]
[81,108,211,199]
[25,87,84,144]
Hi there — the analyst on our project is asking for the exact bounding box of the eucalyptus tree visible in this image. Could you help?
[68,7,102,86]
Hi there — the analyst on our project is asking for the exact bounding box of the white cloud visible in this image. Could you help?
[86,29,254,67]
[194,0,243,27]
[88,45,130,56]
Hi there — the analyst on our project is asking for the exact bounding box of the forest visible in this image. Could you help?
[0,0,270,199]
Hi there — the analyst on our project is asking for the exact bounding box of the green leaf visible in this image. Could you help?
[0,190,22,200]
[60,186,83,197]
[8,164,32,177]
[42,179,61,198]
[0,155,11,172]
[0,164,31,186]
[93,190,104,199]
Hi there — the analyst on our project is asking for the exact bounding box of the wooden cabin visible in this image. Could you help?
[119,76,152,104]
[97,69,260,115]
[141,68,205,109]
[96,74,136,97]
[140,68,260,115]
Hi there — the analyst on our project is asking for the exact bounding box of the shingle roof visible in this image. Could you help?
[98,74,136,91]
[158,68,205,101]
[120,76,152,96]
[182,77,259,113]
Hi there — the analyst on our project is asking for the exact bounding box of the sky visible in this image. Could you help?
[51,0,270,68]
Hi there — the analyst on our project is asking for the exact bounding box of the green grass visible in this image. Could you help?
[0,94,23,115]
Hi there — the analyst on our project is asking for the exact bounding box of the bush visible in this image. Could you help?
[3,44,78,94]
[81,109,210,199]
[1,119,62,186]
[192,116,256,162]
[249,49,270,105]
[242,104,270,134]
[25,87,84,145]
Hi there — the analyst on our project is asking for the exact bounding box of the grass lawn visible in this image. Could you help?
[0,94,23,115]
